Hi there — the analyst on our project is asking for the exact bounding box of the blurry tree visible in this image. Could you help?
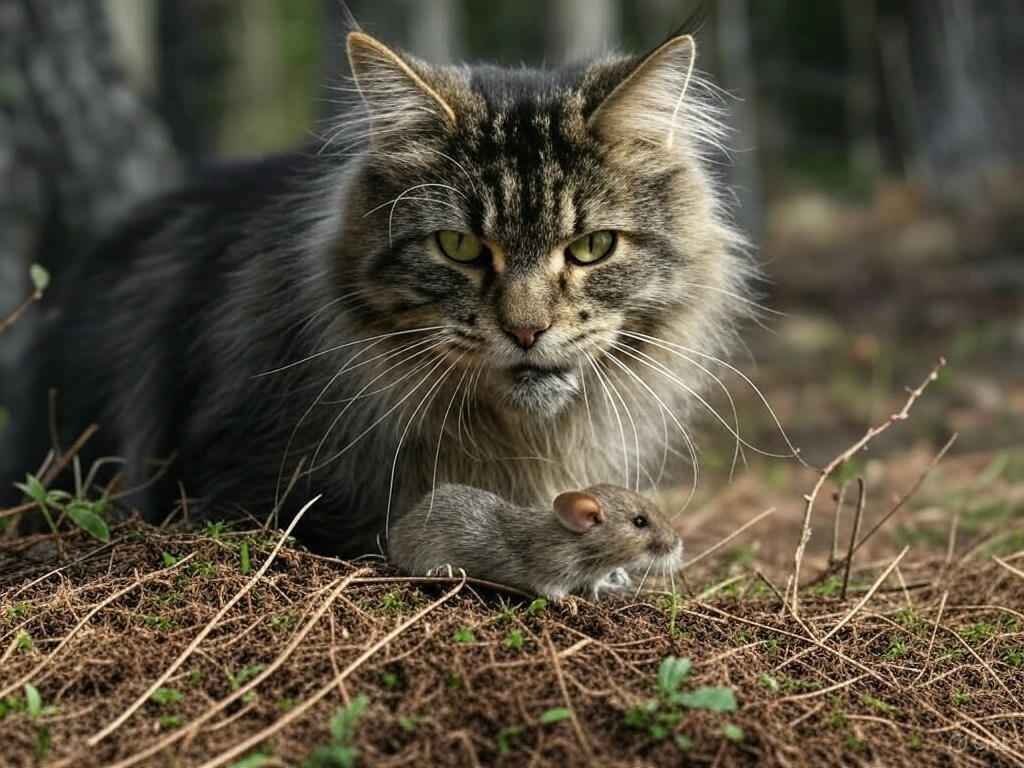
[550,0,618,63]
[157,0,234,164]
[0,0,180,432]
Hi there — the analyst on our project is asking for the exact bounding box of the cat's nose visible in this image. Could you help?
[503,323,550,350]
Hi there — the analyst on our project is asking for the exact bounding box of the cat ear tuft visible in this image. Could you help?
[553,491,606,534]
[346,32,457,132]
[588,35,697,150]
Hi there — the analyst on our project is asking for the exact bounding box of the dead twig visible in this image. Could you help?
[87,495,322,746]
[543,630,593,760]
[195,576,466,768]
[840,477,867,600]
[680,507,775,572]
[791,358,946,615]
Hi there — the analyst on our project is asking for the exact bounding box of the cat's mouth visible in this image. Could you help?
[503,363,579,415]
[508,363,574,383]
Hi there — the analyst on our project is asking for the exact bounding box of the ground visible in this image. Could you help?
[1,183,1023,766]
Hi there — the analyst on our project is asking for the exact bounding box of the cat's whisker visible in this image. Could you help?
[602,351,699,515]
[594,356,642,493]
[634,557,656,599]
[385,353,465,542]
[610,339,745,480]
[256,325,454,377]
[309,352,452,475]
[275,333,438,504]
[678,280,784,318]
[426,365,472,525]
[608,351,670,493]
[612,339,789,462]
[308,342,451,473]
[417,147,480,196]
[585,353,630,489]
[620,330,806,466]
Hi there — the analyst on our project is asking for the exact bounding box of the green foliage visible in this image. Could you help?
[24,684,42,718]
[14,473,110,542]
[758,674,780,692]
[29,263,50,294]
[526,598,548,616]
[539,708,571,724]
[496,725,524,755]
[503,630,525,650]
[304,695,368,768]
[624,656,739,748]
[452,627,476,644]
[240,541,252,574]
[150,688,184,707]
[722,724,745,743]
[162,552,179,567]
[229,754,274,768]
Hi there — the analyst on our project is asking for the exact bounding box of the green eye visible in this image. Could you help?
[566,230,617,265]
[436,230,485,264]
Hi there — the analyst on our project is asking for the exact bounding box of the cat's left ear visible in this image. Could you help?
[587,35,697,150]
[346,32,457,132]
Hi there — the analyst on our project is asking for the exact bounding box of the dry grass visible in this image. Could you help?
[2,510,1022,766]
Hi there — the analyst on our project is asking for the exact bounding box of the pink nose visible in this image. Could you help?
[504,324,550,350]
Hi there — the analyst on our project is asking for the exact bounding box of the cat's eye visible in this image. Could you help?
[632,515,649,529]
[436,230,485,265]
[566,230,617,266]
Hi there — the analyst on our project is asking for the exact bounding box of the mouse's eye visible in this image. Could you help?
[632,515,649,529]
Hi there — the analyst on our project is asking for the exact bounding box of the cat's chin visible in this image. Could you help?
[503,366,579,417]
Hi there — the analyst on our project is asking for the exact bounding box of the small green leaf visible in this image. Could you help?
[240,541,252,575]
[150,688,184,707]
[540,707,572,724]
[722,723,745,742]
[398,715,418,733]
[758,673,780,692]
[329,695,368,743]
[453,627,475,644]
[162,552,179,567]
[228,753,273,768]
[657,656,692,696]
[526,598,548,615]
[16,475,48,506]
[30,264,50,294]
[497,725,523,755]
[677,686,738,712]
[24,684,42,718]
[503,630,524,650]
[674,733,694,751]
[65,501,110,542]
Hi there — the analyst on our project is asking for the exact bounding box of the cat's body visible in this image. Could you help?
[3,30,749,555]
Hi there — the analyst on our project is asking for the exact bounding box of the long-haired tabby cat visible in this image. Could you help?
[5,23,753,555]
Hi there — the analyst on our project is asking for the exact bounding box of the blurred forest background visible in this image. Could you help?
[2,1,1022,561]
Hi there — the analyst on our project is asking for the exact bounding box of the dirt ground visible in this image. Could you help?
[2,184,1023,766]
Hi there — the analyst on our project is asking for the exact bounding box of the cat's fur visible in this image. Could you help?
[4,29,750,555]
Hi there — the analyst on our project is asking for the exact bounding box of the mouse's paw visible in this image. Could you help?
[591,568,633,600]
[426,563,457,578]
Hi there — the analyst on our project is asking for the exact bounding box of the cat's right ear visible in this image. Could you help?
[553,491,606,533]
[346,32,457,132]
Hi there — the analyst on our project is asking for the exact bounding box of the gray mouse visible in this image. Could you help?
[388,483,683,601]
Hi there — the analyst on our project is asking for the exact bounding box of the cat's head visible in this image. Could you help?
[329,31,746,417]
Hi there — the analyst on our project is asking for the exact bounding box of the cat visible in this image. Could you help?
[3,26,751,556]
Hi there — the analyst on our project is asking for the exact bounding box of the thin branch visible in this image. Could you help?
[679,507,775,572]
[196,576,466,768]
[840,477,867,600]
[792,358,946,614]
[87,495,322,746]
[544,629,593,760]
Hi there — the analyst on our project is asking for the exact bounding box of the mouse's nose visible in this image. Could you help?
[503,323,550,350]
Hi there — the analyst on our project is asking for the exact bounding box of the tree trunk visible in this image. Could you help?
[0,0,181,472]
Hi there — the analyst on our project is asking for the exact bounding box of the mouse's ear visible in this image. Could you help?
[553,491,606,533]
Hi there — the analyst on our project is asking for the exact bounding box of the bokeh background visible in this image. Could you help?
[2,0,1022,568]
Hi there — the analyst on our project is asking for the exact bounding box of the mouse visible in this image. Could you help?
[388,483,683,601]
